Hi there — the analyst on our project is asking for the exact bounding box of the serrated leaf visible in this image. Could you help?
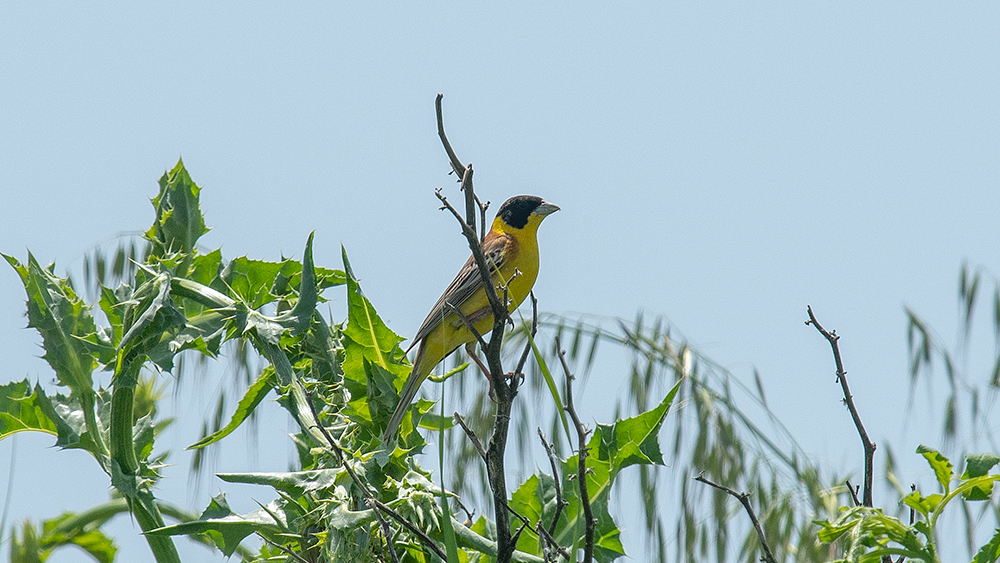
[341,246,407,387]
[917,445,953,493]
[187,370,274,449]
[222,257,288,309]
[365,358,399,428]
[974,528,1000,563]
[217,470,341,496]
[963,454,1000,500]
[41,511,118,563]
[0,379,58,440]
[4,253,99,394]
[594,380,681,476]
[148,493,286,557]
[964,454,1000,479]
[146,159,209,269]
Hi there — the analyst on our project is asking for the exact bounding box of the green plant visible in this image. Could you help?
[1,159,681,562]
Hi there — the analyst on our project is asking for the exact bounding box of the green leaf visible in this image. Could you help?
[594,380,681,476]
[815,517,860,543]
[187,370,274,449]
[903,490,941,517]
[973,528,1000,563]
[3,253,99,394]
[917,445,954,493]
[188,248,222,287]
[41,512,118,563]
[148,493,285,557]
[0,379,58,440]
[365,358,400,429]
[274,232,318,336]
[222,257,288,309]
[145,159,209,269]
[963,454,1000,500]
[341,246,407,386]
[217,470,341,496]
[964,453,1000,478]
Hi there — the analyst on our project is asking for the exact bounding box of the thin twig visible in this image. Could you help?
[694,474,778,563]
[368,498,449,561]
[504,503,571,561]
[435,189,506,321]
[258,532,310,563]
[538,428,568,538]
[460,163,478,240]
[515,293,539,376]
[304,391,402,563]
[846,479,861,507]
[446,301,488,350]
[454,412,488,462]
[806,306,876,507]
[435,93,466,178]
[477,196,490,242]
[556,336,595,563]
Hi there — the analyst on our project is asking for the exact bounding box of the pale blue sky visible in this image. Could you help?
[2,3,999,561]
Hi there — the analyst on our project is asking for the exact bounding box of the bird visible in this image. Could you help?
[383,195,559,443]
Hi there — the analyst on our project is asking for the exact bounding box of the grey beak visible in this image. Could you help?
[535,201,560,216]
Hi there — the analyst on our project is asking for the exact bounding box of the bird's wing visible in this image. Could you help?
[407,235,512,351]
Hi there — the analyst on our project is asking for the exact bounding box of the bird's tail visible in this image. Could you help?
[383,362,425,444]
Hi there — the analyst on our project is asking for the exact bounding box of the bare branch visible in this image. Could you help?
[454,412,488,462]
[435,189,507,322]
[504,502,571,562]
[845,479,861,507]
[537,428,568,537]
[460,163,477,240]
[694,473,778,563]
[556,336,595,563]
[446,301,488,350]
[257,532,310,563]
[806,305,876,507]
[434,96,520,563]
[477,196,490,242]
[435,93,466,178]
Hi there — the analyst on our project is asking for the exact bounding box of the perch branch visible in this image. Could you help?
[806,305,876,507]
[435,96,520,563]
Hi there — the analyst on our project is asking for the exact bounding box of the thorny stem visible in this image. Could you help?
[806,305,876,507]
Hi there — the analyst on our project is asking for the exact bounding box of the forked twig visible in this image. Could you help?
[694,474,778,563]
[435,95,520,563]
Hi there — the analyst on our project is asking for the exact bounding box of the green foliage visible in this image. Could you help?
[816,447,1000,563]
[4,161,685,562]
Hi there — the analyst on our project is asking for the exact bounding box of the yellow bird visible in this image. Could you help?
[383,195,559,443]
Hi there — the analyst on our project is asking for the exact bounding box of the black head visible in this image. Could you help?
[496,195,546,229]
